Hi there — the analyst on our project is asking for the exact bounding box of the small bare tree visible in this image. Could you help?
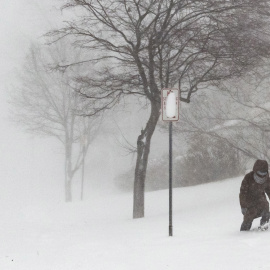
[11,43,101,202]
[48,0,270,217]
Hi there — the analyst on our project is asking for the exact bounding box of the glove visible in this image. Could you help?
[241,208,247,215]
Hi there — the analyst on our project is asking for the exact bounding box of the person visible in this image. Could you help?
[239,159,270,231]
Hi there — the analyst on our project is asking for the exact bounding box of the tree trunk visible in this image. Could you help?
[133,103,160,218]
[65,144,73,202]
[65,177,72,202]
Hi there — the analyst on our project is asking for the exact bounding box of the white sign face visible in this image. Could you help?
[161,88,179,121]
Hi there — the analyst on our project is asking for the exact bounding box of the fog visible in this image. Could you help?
[0,0,258,210]
[0,1,169,207]
[0,3,61,222]
[0,1,100,206]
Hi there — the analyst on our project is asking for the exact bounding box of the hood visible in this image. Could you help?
[253,159,269,173]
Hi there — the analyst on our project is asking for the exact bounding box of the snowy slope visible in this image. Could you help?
[1,176,270,270]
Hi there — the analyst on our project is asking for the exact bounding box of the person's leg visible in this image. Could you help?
[259,200,270,226]
[240,221,252,231]
[240,207,257,231]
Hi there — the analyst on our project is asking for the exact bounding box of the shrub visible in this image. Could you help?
[114,155,169,192]
[114,134,245,191]
[176,134,245,186]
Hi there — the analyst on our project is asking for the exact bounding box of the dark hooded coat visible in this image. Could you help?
[239,160,270,209]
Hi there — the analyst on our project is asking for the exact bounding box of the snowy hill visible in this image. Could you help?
[1,176,270,270]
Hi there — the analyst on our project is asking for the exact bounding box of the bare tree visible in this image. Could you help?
[174,67,270,167]
[11,43,101,202]
[47,0,270,217]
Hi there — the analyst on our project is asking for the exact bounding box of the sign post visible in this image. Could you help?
[161,88,179,237]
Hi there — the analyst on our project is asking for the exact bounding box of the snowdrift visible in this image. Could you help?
[1,176,269,270]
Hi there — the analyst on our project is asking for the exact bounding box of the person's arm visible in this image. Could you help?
[265,178,270,200]
[239,176,249,211]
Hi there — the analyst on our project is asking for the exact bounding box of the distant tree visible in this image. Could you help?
[11,43,101,202]
[174,68,270,167]
[48,0,270,218]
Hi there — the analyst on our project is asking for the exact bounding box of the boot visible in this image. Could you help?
[240,221,252,231]
[260,211,270,226]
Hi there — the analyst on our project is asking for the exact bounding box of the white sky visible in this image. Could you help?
[0,1,136,202]
[0,0,62,111]
[0,1,66,203]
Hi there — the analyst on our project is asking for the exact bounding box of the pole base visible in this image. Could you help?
[169,225,173,236]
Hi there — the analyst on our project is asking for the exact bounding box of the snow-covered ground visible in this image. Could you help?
[1,176,269,270]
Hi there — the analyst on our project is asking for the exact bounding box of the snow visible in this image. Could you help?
[210,119,245,132]
[1,176,270,270]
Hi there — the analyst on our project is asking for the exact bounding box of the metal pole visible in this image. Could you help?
[169,121,173,236]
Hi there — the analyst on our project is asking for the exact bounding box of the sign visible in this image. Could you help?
[161,88,179,121]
